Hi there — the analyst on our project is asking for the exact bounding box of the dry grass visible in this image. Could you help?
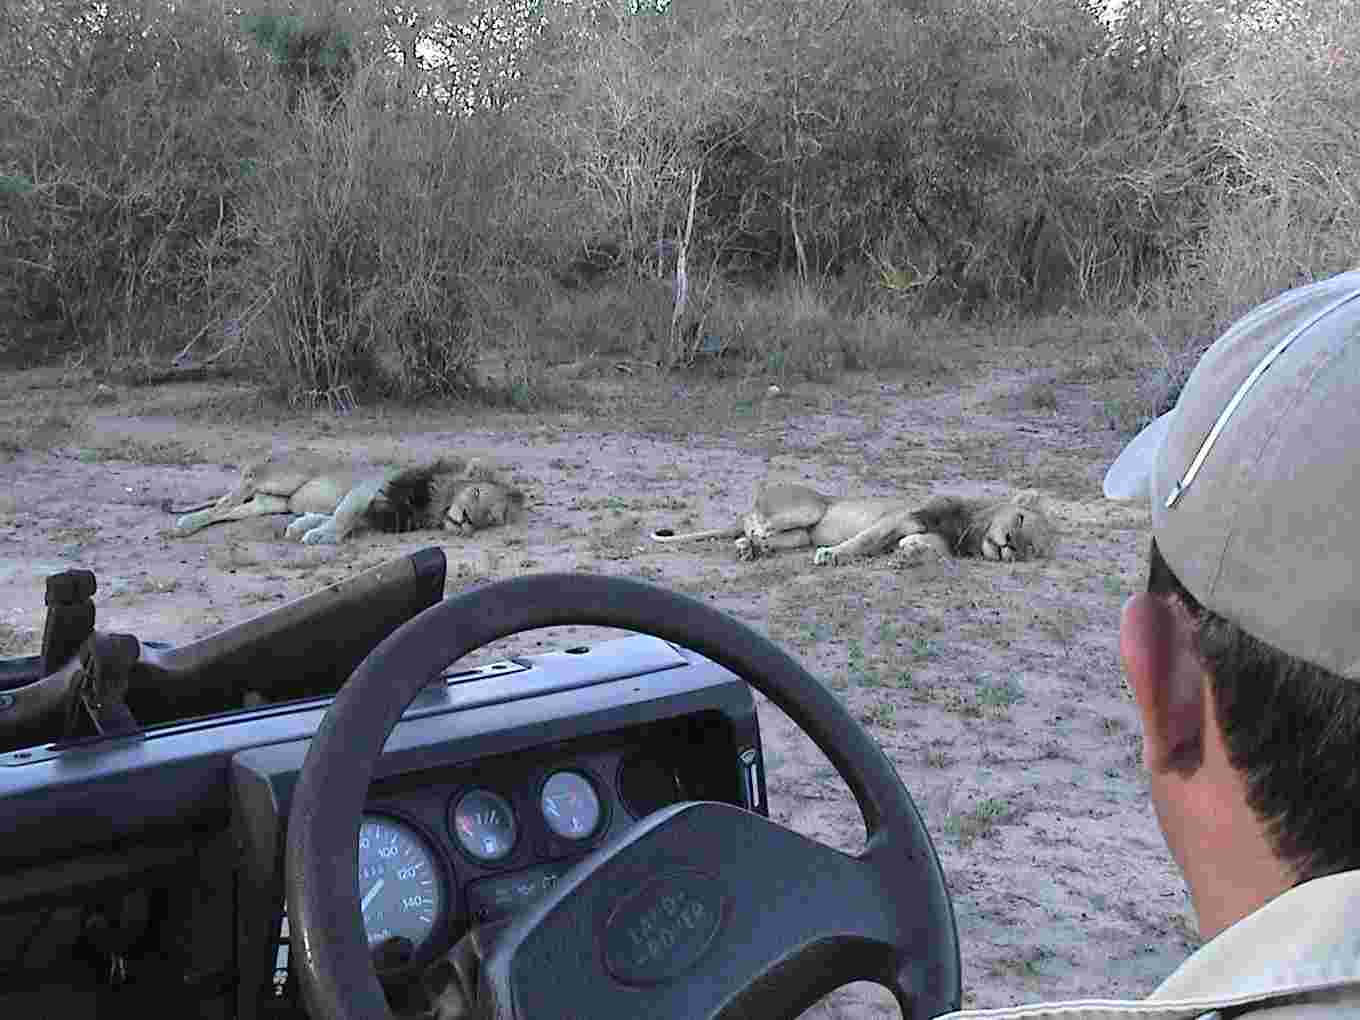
[1,411,83,457]
[77,437,204,467]
[0,622,36,657]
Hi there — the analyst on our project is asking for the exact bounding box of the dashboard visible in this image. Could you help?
[268,706,756,1006]
[0,621,768,1020]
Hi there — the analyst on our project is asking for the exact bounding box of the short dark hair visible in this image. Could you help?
[1147,538,1360,883]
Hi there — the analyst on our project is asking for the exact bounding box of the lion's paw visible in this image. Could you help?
[894,533,950,568]
[285,513,330,541]
[893,545,930,568]
[980,539,1000,562]
[301,521,339,545]
[981,536,1021,562]
[813,546,841,567]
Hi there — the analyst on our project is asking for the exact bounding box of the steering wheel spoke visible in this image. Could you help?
[479,800,914,1019]
[284,574,959,1020]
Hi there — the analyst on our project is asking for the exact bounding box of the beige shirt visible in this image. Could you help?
[938,871,1360,1020]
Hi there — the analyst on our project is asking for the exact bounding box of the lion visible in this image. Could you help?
[165,454,525,545]
[651,483,1052,567]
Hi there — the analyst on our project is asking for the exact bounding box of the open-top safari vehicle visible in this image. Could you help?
[0,547,960,1019]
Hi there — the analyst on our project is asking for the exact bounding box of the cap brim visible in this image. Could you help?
[1103,411,1174,502]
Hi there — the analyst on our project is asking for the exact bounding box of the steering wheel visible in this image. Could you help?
[284,574,960,1020]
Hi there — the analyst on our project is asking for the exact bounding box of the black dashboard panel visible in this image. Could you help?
[0,631,768,1020]
[0,634,762,867]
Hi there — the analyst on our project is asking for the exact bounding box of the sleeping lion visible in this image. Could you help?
[165,454,525,545]
[652,483,1052,566]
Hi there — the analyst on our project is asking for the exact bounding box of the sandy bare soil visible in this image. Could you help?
[0,354,1200,1014]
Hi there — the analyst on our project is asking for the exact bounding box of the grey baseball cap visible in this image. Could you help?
[1104,269,1360,679]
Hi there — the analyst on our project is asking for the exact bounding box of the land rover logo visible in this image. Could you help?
[601,868,725,986]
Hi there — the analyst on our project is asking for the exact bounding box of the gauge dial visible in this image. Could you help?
[540,770,602,841]
[451,789,518,863]
[618,754,685,818]
[356,814,445,960]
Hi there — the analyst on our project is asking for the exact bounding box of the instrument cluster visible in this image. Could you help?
[354,745,697,965]
[451,767,605,865]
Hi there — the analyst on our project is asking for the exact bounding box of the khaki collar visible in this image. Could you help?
[938,871,1360,1020]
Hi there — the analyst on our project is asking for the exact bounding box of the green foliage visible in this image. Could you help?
[240,14,309,63]
[977,676,1025,709]
[238,13,355,110]
[239,13,354,73]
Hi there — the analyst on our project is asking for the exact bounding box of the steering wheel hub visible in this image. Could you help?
[600,866,726,986]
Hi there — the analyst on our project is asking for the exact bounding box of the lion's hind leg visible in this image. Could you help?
[175,493,293,534]
[736,528,815,561]
[737,484,831,560]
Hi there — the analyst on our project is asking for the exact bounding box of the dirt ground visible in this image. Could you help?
[0,351,1200,1015]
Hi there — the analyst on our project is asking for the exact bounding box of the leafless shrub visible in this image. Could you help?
[229,63,514,401]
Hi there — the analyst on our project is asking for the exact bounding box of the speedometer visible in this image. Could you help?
[357,813,447,962]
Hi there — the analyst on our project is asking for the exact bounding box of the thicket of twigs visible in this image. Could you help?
[1,0,1355,413]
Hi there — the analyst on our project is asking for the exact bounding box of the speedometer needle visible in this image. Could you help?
[361,878,385,913]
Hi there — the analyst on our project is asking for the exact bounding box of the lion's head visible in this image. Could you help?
[980,505,1029,562]
[975,491,1053,562]
[444,481,524,534]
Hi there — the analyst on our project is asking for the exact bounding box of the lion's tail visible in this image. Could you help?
[651,524,744,544]
[161,498,215,515]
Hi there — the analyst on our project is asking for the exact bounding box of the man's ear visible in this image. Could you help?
[1120,592,1207,775]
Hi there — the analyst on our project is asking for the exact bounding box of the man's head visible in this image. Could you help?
[1106,270,1360,937]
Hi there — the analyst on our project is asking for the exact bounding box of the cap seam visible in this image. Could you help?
[1209,320,1357,607]
[1168,285,1360,510]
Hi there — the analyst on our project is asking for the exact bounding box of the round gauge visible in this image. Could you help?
[540,770,602,841]
[451,789,518,863]
[356,814,446,960]
[618,754,685,818]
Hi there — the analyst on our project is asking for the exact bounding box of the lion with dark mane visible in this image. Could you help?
[652,483,1053,566]
[166,454,525,545]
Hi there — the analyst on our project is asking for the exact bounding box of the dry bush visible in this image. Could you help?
[536,276,676,362]
[228,63,518,402]
[679,276,970,384]
[1071,1,1359,433]
[1125,1,1360,420]
[0,4,263,367]
[1175,6,1359,327]
[8,0,1352,414]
